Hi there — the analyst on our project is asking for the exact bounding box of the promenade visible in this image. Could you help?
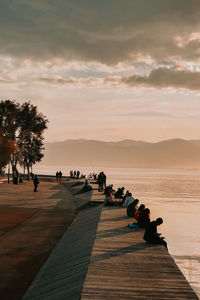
[82,201,198,299]
[0,177,198,299]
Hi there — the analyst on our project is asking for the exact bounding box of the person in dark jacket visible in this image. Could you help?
[143,217,168,250]
[33,175,40,192]
[137,208,150,228]
[127,199,139,217]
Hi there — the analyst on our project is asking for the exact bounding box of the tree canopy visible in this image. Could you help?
[0,100,48,177]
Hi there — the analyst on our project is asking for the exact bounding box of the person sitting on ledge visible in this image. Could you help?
[83,179,92,191]
[137,208,150,228]
[121,190,129,206]
[104,191,121,207]
[114,187,125,198]
[143,217,168,250]
[134,204,145,220]
[104,184,115,196]
[122,192,134,208]
[128,207,150,229]
[127,199,139,217]
[76,179,92,194]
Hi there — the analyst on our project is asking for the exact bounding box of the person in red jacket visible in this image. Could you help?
[134,204,145,220]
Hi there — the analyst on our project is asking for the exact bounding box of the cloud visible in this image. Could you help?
[124,67,200,91]
[39,75,122,89]
[1,0,200,64]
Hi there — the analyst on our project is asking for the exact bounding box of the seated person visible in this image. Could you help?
[77,179,92,194]
[114,187,125,198]
[137,208,150,228]
[127,199,139,217]
[134,204,145,220]
[121,190,129,205]
[122,192,134,208]
[104,191,121,207]
[105,184,115,196]
[143,218,168,250]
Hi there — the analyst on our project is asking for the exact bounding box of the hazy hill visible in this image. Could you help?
[42,138,200,169]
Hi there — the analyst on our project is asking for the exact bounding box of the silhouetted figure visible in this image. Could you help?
[76,179,92,194]
[114,187,125,198]
[74,170,77,178]
[56,171,59,181]
[137,208,150,228]
[127,199,139,217]
[33,175,39,192]
[102,172,106,189]
[77,170,80,178]
[97,172,104,192]
[143,218,168,250]
[58,171,62,180]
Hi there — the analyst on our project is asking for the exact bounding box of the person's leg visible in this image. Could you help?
[149,238,168,251]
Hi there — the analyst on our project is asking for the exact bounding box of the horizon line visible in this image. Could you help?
[44,137,200,144]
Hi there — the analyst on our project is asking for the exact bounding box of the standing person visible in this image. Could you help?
[143,218,168,250]
[102,172,106,190]
[33,175,40,192]
[97,172,104,192]
[56,171,59,181]
[59,171,62,180]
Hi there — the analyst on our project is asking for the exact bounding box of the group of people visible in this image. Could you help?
[70,170,81,178]
[88,173,97,180]
[56,171,63,180]
[70,170,87,179]
[97,172,106,192]
[103,183,168,250]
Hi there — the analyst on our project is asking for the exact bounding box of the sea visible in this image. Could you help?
[34,164,200,298]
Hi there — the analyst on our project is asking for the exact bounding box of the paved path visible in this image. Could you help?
[22,180,102,300]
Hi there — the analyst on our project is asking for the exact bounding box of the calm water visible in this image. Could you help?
[34,164,200,298]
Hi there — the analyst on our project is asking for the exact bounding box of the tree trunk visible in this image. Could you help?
[26,163,30,180]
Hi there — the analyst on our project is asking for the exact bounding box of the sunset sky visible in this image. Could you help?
[1,0,200,142]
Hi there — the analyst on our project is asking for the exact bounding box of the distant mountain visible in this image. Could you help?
[41,138,200,169]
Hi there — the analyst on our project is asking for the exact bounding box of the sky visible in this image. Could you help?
[1,0,200,142]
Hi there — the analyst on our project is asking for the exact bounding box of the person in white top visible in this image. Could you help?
[122,192,135,208]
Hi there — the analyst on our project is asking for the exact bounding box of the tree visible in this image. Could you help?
[0,100,20,177]
[18,102,48,178]
[0,100,20,139]
[0,100,48,180]
[0,136,16,170]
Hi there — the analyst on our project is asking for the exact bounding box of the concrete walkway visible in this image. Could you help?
[81,205,198,299]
